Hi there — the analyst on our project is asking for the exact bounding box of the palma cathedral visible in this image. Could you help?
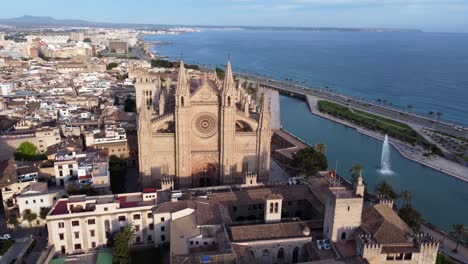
[136,59,271,189]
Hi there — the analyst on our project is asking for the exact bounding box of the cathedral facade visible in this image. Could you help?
[136,60,271,189]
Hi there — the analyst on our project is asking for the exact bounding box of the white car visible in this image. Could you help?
[0,234,11,240]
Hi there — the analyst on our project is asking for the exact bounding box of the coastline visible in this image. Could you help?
[305,95,468,182]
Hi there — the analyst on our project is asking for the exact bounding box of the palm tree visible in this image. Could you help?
[436,112,443,121]
[22,209,37,228]
[375,180,398,199]
[112,224,136,264]
[449,224,467,253]
[376,98,382,104]
[349,163,363,184]
[428,111,434,119]
[314,143,327,154]
[400,189,412,207]
[407,104,413,113]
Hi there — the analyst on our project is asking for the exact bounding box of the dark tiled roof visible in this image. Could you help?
[228,221,310,242]
[361,204,412,244]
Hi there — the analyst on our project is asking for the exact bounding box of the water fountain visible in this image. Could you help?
[379,134,394,175]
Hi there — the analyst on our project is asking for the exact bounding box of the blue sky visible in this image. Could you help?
[1,0,468,32]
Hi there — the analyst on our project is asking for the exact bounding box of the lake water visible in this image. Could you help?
[144,30,468,231]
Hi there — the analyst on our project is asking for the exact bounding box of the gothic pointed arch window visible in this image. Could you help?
[181,96,184,107]
[292,246,299,263]
[228,96,231,106]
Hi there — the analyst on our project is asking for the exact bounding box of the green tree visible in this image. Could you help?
[291,147,328,176]
[428,111,434,119]
[400,189,412,207]
[16,141,38,156]
[83,37,92,43]
[313,143,327,155]
[112,224,135,264]
[14,142,45,161]
[109,155,127,193]
[407,104,414,113]
[449,224,467,253]
[436,112,443,121]
[398,205,422,231]
[106,62,119,71]
[8,214,19,227]
[215,67,225,79]
[39,207,51,220]
[349,163,363,185]
[375,180,399,199]
[22,209,37,228]
[436,253,458,264]
[124,97,136,112]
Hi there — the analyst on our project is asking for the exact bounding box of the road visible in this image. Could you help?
[238,73,468,139]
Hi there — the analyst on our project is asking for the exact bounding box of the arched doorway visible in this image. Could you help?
[192,163,218,187]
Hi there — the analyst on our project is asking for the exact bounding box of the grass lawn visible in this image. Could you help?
[318,100,437,150]
[0,240,15,256]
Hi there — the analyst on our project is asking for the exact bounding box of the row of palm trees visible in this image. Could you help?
[375,98,444,121]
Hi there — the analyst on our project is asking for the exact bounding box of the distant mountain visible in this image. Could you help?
[0,15,94,26]
[0,15,422,32]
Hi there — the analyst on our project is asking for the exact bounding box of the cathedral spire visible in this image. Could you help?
[176,60,189,96]
[223,58,235,93]
[176,60,190,107]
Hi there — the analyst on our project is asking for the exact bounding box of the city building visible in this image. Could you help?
[0,82,15,96]
[137,60,271,189]
[90,125,129,159]
[108,40,129,54]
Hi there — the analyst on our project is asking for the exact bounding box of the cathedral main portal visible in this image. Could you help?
[192,162,219,188]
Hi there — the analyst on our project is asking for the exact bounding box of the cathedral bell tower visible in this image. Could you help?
[220,58,236,184]
[174,60,192,188]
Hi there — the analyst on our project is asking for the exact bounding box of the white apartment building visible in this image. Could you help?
[46,190,159,254]
[54,149,84,186]
[17,183,63,227]
[0,82,15,96]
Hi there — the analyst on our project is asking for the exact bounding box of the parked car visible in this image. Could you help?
[0,234,11,240]
[316,239,324,250]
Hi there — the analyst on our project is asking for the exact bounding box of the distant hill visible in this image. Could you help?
[0,15,94,26]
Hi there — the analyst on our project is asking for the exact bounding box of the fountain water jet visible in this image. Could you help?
[379,134,394,175]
